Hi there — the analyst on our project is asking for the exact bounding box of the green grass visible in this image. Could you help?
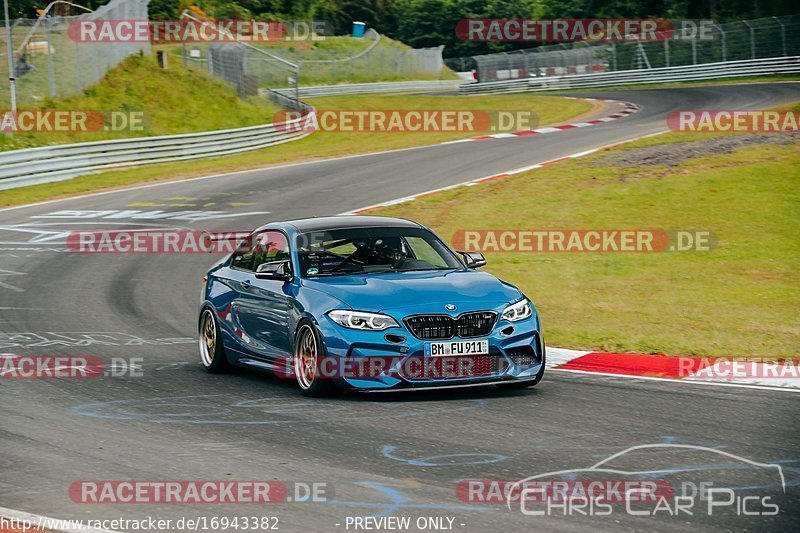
[0,92,591,207]
[1,55,280,151]
[371,132,800,358]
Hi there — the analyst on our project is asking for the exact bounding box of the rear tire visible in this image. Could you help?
[199,308,229,373]
[294,321,335,397]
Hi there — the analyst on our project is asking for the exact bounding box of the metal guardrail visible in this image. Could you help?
[273,79,468,98]
[264,89,316,112]
[0,116,311,191]
[458,57,800,94]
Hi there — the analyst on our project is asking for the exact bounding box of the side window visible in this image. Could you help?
[252,231,290,271]
[231,231,290,272]
[231,248,256,271]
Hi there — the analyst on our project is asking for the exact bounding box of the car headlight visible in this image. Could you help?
[328,310,399,331]
[501,299,532,322]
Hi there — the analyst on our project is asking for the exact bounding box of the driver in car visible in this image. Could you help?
[373,237,407,265]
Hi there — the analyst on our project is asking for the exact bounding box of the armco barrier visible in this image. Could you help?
[459,57,800,94]
[273,79,468,98]
[0,114,312,191]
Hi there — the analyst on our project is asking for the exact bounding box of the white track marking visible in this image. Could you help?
[552,368,800,394]
[340,130,668,214]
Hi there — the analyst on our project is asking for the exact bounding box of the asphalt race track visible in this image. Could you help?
[1,83,798,532]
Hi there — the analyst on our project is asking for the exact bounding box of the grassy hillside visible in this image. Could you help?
[161,34,458,88]
[1,54,280,152]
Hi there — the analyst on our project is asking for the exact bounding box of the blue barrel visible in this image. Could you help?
[352,21,366,38]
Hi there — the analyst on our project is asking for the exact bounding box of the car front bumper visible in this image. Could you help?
[316,314,544,391]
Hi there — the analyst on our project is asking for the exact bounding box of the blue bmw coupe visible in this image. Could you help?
[199,216,545,395]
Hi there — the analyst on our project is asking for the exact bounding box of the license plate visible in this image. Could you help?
[425,340,489,357]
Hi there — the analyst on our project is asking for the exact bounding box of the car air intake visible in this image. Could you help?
[404,312,496,340]
[507,346,539,366]
[398,355,506,380]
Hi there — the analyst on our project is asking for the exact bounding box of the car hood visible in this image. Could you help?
[302,269,522,314]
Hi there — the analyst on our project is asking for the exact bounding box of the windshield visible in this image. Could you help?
[296,226,463,277]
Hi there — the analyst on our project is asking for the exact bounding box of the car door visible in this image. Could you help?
[229,230,294,362]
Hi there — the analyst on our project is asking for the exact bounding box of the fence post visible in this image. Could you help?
[611,43,617,71]
[691,32,697,64]
[3,0,16,112]
[743,20,755,58]
[773,16,787,57]
[92,44,100,83]
[44,17,56,97]
[295,62,300,102]
[181,24,187,67]
[74,41,81,91]
[663,38,669,67]
[717,24,726,62]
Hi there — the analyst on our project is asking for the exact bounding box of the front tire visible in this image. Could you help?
[294,321,335,397]
[199,308,229,373]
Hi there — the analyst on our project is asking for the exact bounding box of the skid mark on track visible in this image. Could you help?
[0,332,194,350]
[381,445,507,467]
[0,269,26,293]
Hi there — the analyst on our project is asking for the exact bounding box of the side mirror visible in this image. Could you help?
[458,251,487,268]
[255,260,293,281]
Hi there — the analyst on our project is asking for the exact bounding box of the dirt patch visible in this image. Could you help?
[555,97,607,125]
[602,133,799,167]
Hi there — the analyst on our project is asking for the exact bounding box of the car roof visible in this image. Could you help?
[258,216,423,233]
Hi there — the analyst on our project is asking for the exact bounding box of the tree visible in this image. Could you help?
[391,0,539,58]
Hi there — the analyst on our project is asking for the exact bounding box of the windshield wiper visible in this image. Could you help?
[308,267,454,277]
[375,267,454,273]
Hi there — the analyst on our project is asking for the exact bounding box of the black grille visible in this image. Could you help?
[404,315,454,339]
[457,312,496,338]
[404,312,496,340]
